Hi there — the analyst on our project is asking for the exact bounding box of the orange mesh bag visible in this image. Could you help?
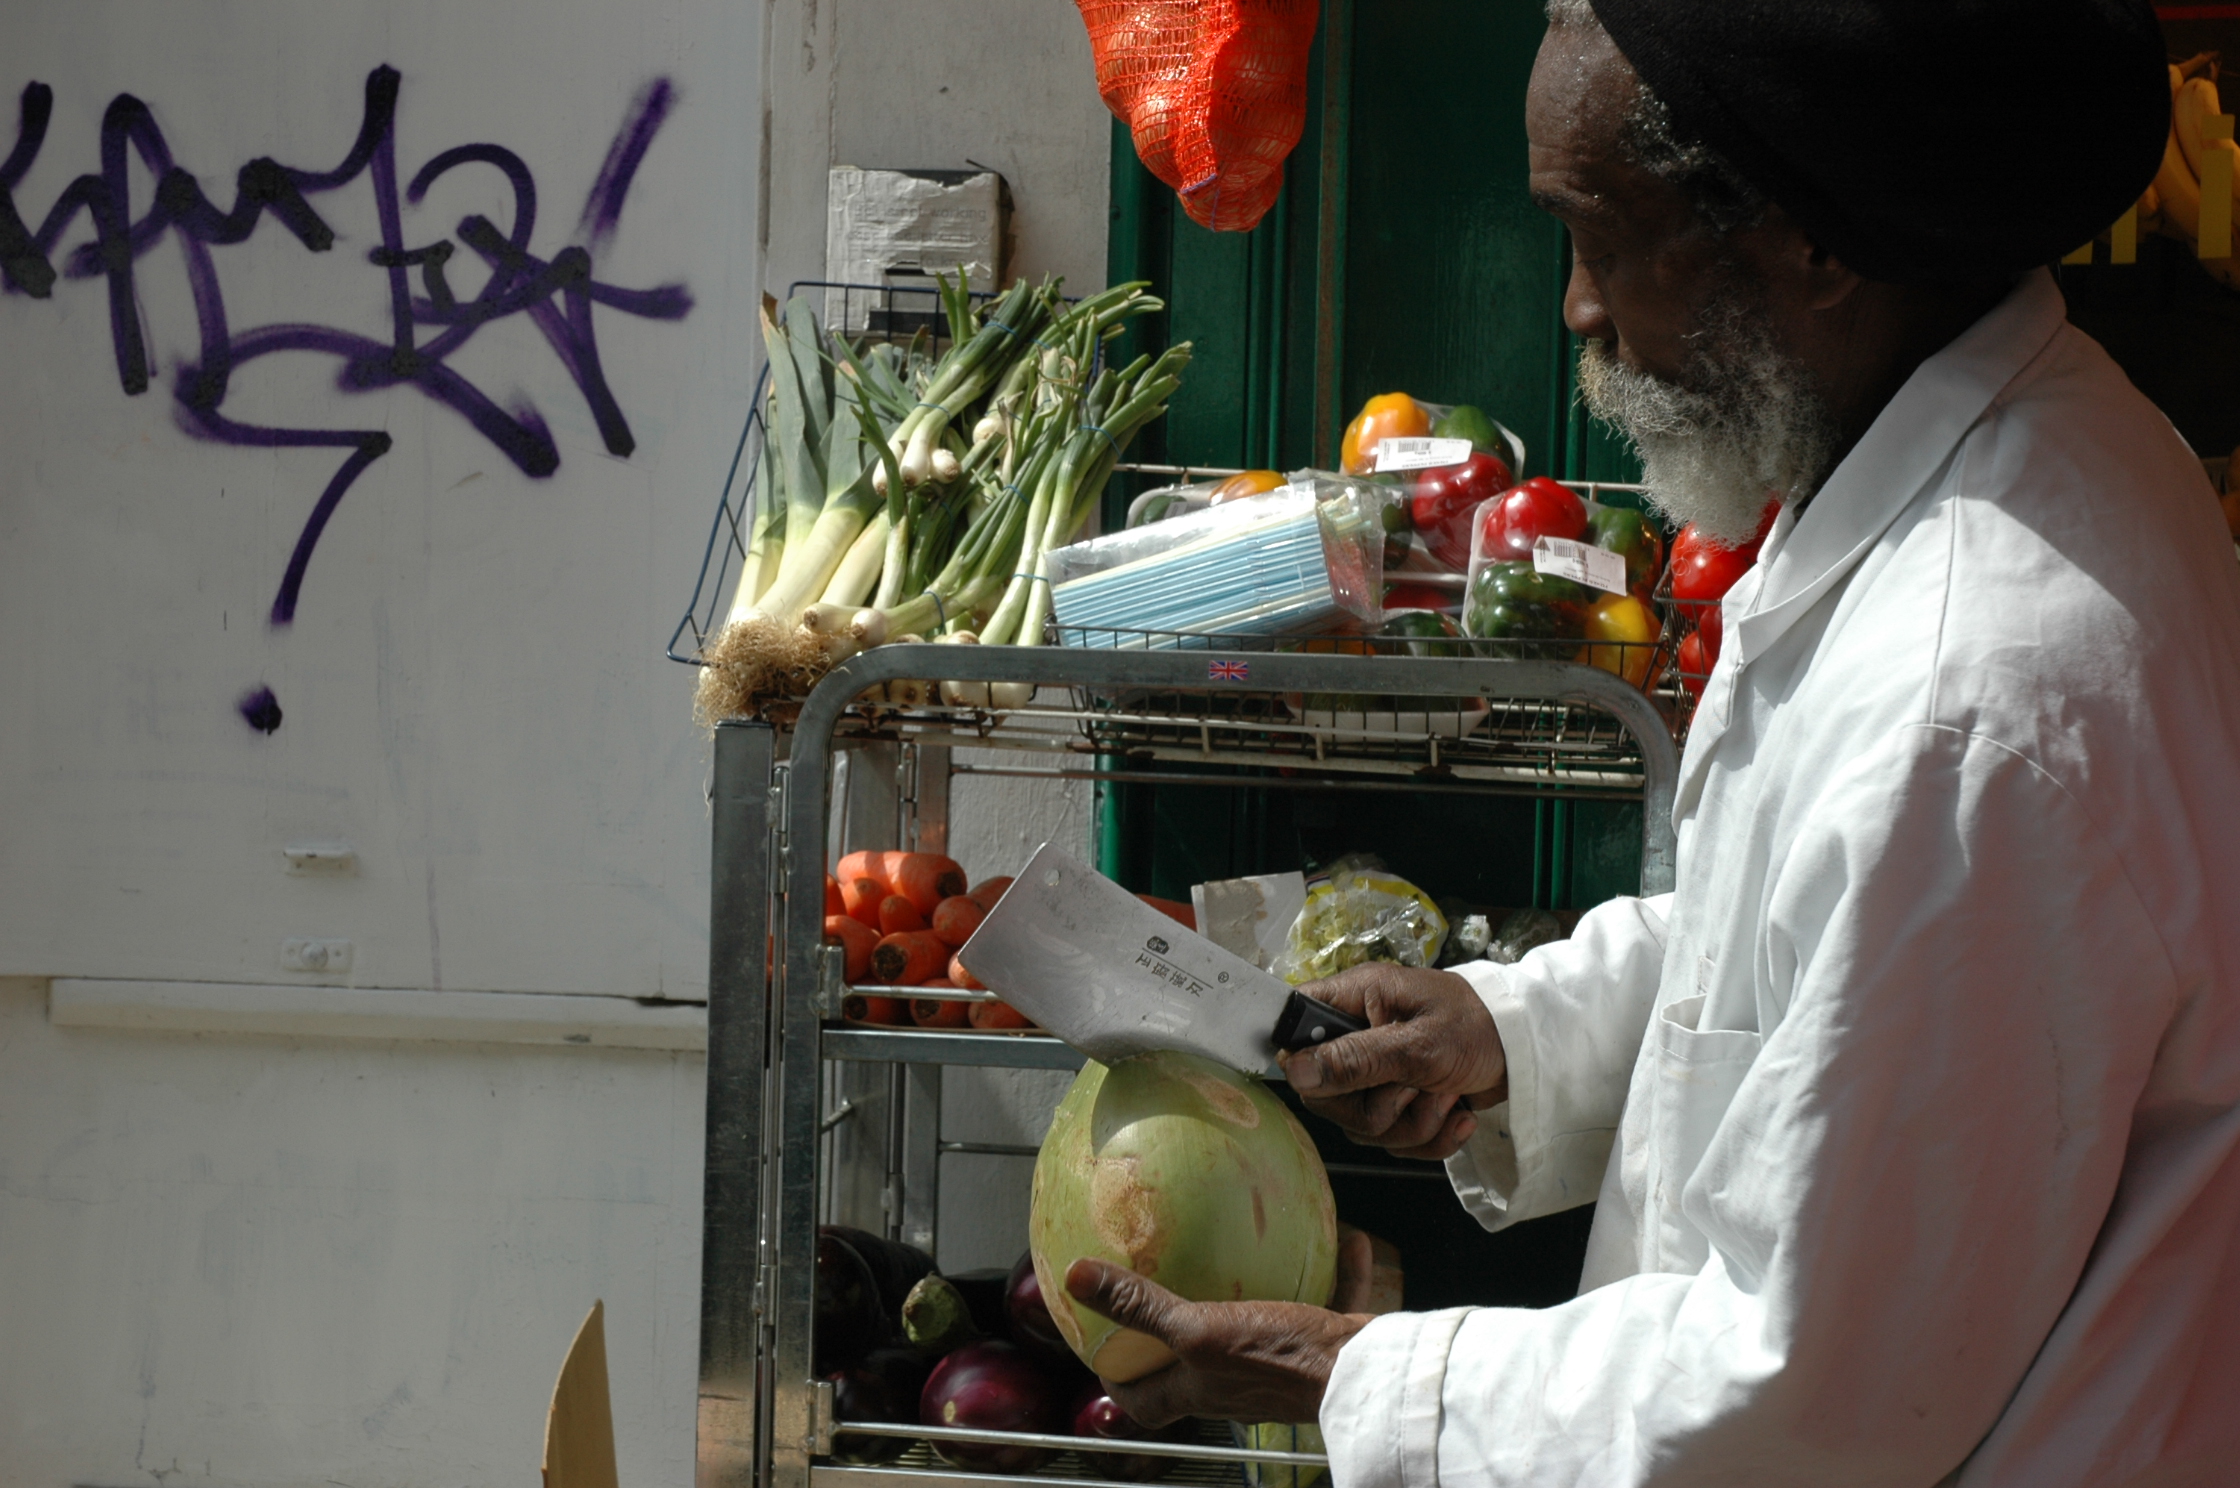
[1077,0,1319,233]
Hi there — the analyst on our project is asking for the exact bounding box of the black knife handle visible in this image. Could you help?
[1272,990,1371,1052]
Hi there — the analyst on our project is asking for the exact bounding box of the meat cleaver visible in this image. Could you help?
[956,842,1366,1074]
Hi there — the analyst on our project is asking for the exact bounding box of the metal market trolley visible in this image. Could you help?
[692,636,1682,1488]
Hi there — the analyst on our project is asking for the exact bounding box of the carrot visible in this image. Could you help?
[871,930,950,986]
[969,999,1032,1030]
[930,895,985,948]
[966,876,1014,912]
[1138,894,1196,930]
[840,876,885,928]
[836,850,897,894]
[948,953,985,990]
[878,894,927,935]
[824,874,846,917]
[842,993,908,1024]
[890,852,969,915]
[825,914,877,983]
[912,996,971,1028]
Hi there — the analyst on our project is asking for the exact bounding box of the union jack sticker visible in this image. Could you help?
[1207,660,1250,682]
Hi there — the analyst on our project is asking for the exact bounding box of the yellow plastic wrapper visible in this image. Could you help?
[1277,856,1448,983]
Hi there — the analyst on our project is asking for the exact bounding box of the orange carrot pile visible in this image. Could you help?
[931,895,984,947]
[912,997,970,1028]
[877,894,927,935]
[825,914,877,982]
[842,993,907,1024]
[969,999,1032,1030]
[837,850,968,914]
[872,930,950,986]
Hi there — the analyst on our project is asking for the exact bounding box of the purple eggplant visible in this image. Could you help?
[826,1347,932,1465]
[1071,1385,1196,1481]
[815,1231,890,1375]
[1004,1251,1076,1364]
[822,1225,937,1318]
[918,1338,1063,1473]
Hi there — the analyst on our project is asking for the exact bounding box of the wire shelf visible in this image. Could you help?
[815,616,1690,782]
[818,1416,1319,1487]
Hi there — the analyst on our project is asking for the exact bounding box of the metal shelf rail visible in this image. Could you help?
[698,642,1680,1488]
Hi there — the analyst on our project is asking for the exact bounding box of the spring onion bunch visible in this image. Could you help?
[694,276,1182,724]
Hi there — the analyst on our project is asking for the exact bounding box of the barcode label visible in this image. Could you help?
[1532,536,1628,594]
[1372,437,1473,473]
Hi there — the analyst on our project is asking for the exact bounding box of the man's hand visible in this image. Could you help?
[1063,1229,1377,1427]
[1281,963,1507,1161]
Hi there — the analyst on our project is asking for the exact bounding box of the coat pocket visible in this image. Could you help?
[1643,993,1763,1273]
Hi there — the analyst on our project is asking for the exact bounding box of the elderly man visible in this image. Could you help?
[1062,1,2240,1483]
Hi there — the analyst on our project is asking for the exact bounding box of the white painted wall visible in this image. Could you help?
[0,0,1115,1480]
[0,977,706,1488]
[760,0,1114,294]
[0,0,757,1001]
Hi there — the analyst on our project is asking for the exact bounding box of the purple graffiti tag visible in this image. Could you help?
[0,66,691,730]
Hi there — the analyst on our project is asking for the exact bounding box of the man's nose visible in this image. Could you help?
[1562,253,1616,345]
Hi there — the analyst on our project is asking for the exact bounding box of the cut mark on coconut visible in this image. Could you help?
[1178,1068,1260,1129]
[1253,1189,1266,1241]
[1090,1157,1164,1276]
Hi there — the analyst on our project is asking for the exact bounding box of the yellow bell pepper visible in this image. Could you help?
[1210,469,1286,503]
[1340,393,1431,474]
[1584,592,1659,689]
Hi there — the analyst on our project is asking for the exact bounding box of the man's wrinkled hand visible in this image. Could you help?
[1280,963,1507,1161]
[1063,1231,1376,1428]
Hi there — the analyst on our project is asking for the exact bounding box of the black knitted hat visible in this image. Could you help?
[1583,0,2171,283]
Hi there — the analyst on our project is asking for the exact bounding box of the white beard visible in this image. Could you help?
[1574,283,1837,546]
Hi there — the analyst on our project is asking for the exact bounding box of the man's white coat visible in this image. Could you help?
[1321,271,2240,1486]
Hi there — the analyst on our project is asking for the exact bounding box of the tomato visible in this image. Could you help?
[1669,524,1759,606]
[1696,599,1723,659]
[1474,477,1588,564]
[1408,451,1514,570]
[1675,628,1712,699]
[1340,393,1432,474]
[1209,469,1284,504]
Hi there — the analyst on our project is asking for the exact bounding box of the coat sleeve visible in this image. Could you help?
[1441,892,1672,1231]
[1321,725,2175,1488]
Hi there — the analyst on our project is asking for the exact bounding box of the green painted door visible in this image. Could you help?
[1096,0,1650,1307]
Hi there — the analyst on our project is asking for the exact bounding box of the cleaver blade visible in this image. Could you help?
[956,842,1364,1075]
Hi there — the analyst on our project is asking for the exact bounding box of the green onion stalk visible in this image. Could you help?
[980,342,1192,651]
[888,276,1054,489]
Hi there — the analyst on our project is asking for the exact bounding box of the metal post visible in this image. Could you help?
[698,721,777,1488]
[824,743,900,1233]
[896,741,952,1254]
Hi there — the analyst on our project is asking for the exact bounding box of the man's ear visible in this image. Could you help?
[1746,204,1864,312]
[1800,241,1865,311]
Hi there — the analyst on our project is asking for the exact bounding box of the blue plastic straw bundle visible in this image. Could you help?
[1050,508,1338,649]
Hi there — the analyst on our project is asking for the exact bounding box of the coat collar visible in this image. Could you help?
[1671,269,2069,826]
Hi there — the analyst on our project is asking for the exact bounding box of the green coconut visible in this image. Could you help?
[1029,1050,1338,1382]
